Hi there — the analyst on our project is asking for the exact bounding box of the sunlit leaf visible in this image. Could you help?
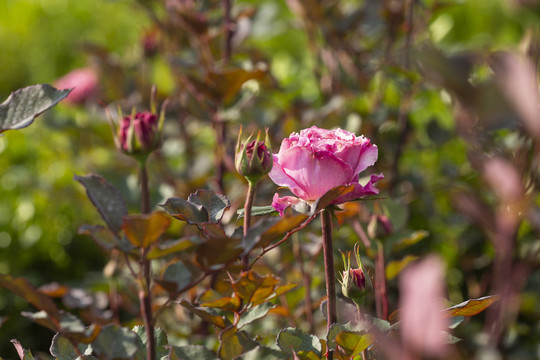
[276,328,322,357]
[445,295,499,317]
[74,174,127,234]
[392,231,429,252]
[199,289,241,312]
[232,271,279,306]
[0,84,71,133]
[122,212,171,248]
[205,67,266,104]
[178,300,230,329]
[187,190,230,223]
[385,255,419,280]
[334,331,374,358]
[218,326,258,360]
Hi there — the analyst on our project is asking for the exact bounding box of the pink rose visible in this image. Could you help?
[55,67,98,104]
[269,126,382,214]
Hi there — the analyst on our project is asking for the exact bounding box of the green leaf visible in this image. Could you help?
[133,326,168,360]
[385,255,419,280]
[334,331,374,358]
[445,295,500,317]
[392,231,429,252]
[218,326,258,360]
[178,300,230,329]
[74,174,128,234]
[91,324,141,360]
[311,185,355,215]
[122,212,171,248]
[50,333,93,360]
[160,190,230,225]
[0,84,71,133]
[237,302,276,329]
[276,328,322,357]
[169,345,218,360]
[0,274,60,323]
[156,261,195,294]
[237,206,279,219]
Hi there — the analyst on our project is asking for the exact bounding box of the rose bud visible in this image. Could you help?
[117,111,162,159]
[339,243,372,307]
[235,128,273,184]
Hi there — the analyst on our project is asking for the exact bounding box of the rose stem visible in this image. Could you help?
[139,159,155,360]
[242,180,256,270]
[321,208,336,360]
[375,240,388,320]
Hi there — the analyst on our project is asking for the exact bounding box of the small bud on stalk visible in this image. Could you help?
[339,243,372,307]
[235,128,273,184]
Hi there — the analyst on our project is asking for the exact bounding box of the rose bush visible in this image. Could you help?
[269,126,383,214]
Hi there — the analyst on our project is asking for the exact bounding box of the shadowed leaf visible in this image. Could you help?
[75,174,127,234]
[445,295,500,317]
[0,84,71,133]
[147,236,201,259]
[91,324,141,360]
[188,190,230,223]
[169,345,218,360]
[276,328,322,356]
[50,333,93,360]
[123,212,171,248]
[160,197,207,223]
[237,303,275,329]
[156,261,195,294]
[311,185,355,215]
[78,225,119,251]
[160,190,230,225]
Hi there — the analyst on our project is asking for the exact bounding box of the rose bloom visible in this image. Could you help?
[269,126,383,214]
[55,67,98,104]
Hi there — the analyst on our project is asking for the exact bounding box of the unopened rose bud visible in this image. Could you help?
[367,214,393,238]
[117,111,161,157]
[339,243,372,306]
[235,129,273,184]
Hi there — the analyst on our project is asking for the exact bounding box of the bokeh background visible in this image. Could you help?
[2,0,540,358]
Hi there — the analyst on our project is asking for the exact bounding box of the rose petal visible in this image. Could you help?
[268,154,310,200]
[271,194,302,216]
[338,141,378,178]
[279,146,353,200]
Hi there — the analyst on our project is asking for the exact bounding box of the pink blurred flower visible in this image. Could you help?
[117,112,160,155]
[269,126,382,214]
[400,256,448,358]
[55,67,98,104]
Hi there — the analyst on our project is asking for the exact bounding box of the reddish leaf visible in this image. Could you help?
[199,289,241,312]
[0,274,60,322]
[231,271,297,306]
[178,300,230,329]
[123,212,171,248]
[445,295,500,317]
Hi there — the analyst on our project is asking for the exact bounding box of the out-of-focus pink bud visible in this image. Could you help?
[483,157,523,206]
[55,67,98,105]
[400,256,448,357]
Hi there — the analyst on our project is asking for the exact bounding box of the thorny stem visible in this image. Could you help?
[249,212,319,268]
[321,209,336,360]
[138,160,155,360]
[242,181,256,270]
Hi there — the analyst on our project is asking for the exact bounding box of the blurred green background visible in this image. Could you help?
[2,0,540,358]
